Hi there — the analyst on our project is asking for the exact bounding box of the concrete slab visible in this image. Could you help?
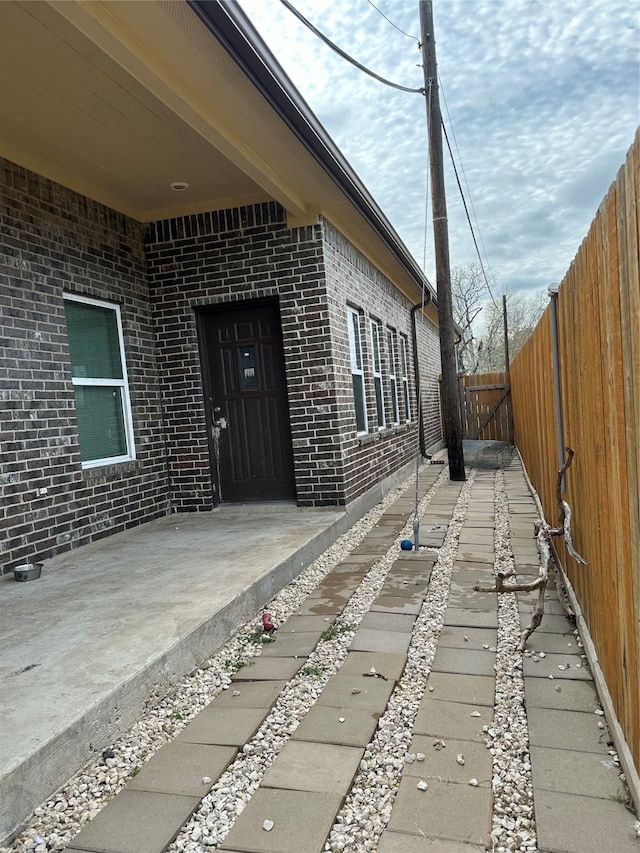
[370,596,423,615]
[456,548,494,564]
[308,573,364,597]
[377,832,486,853]
[522,631,583,655]
[0,504,347,843]
[523,677,599,712]
[295,596,345,616]
[426,673,495,707]
[379,580,427,599]
[65,789,200,853]
[534,789,638,853]
[529,745,626,799]
[443,609,498,628]
[438,626,497,650]
[211,681,286,709]
[231,657,304,682]
[316,672,395,710]
[405,735,492,786]
[338,651,407,682]
[261,741,363,794]
[414,699,492,742]
[386,776,492,847]
[175,707,267,746]
[259,632,319,658]
[527,708,610,753]
[291,705,380,748]
[518,612,577,635]
[127,742,236,796]
[219,788,343,853]
[523,653,592,680]
[276,615,333,634]
[350,628,412,654]
[431,646,496,677]
[360,612,417,633]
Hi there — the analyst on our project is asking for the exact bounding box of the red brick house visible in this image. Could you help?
[1,0,443,572]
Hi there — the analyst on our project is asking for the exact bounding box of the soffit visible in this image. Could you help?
[0,0,432,303]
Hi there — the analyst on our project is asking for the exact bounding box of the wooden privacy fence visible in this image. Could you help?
[510,130,639,776]
[458,372,513,443]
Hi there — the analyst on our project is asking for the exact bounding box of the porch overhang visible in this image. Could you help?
[0,0,436,313]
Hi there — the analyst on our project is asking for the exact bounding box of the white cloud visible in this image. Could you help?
[242,0,639,293]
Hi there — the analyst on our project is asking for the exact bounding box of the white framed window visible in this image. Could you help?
[370,319,385,429]
[399,334,411,423]
[387,327,400,425]
[64,293,136,468]
[347,307,368,434]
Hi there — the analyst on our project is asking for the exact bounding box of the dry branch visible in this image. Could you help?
[474,447,587,650]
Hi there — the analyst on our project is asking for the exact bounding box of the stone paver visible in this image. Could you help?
[350,627,412,653]
[360,611,417,633]
[212,681,286,708]
[523,676,599,712]
[386,776,492,847]
[414,698,492,741]
[426,672,495,706]
[338,650,407,682]
[377,835,486,853]
[315,673,395,710]
[127,742,236,795]
[66,790,200,853]
[175,707,267,746]
[527,707,611,753]
[231,656,304,681]
[534,789,638,853]
[443,608,498,628]
[437,625,497,649]
[259,632,319,657]
[529,745,625,798]
[261,741,363,794]
[218,789,343,853]
[431,646,496,676]
[523,652,592,680]
[291,705,381,747]
[405,734,492,786]
[370,595,423,614]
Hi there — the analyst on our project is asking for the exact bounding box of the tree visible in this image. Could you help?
[450,262,487,373]
[476,288,548,372]
[450,262,549,373]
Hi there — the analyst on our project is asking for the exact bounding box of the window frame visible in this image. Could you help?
[347,307,368,435]
[399,333,411,423]
[386,327,400,426]
[64,292,136,469]
[370,318,386,430]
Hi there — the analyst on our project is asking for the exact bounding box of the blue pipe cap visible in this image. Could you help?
[400,539,414,551]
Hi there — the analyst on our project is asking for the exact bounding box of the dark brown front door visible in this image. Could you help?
[198,301,296,503]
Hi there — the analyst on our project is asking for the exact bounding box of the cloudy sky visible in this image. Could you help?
[240,0,638,297]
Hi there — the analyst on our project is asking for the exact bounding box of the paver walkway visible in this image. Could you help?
[64,454,637,853]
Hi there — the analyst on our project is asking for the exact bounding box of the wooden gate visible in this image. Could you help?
[458,372,513,442]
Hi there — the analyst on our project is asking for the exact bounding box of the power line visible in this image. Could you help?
[441,118,498,309]
[439,82,498,306]
[367,0,420,44]
[278,0,424,94]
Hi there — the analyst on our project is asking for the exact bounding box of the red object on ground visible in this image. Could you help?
[262,612,275,633]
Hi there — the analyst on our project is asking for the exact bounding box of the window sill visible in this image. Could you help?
[83,460,142,481]
[357,423,413,446]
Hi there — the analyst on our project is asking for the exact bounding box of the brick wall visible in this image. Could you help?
[0,159,169,571]
[145,202,343,509]
[320,220,442,503]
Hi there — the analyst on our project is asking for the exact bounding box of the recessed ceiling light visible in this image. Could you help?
[169,181,190,191]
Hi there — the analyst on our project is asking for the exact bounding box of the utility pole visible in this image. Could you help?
[419,0,465,480]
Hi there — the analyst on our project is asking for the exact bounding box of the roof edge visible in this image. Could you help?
[187,0,436,305]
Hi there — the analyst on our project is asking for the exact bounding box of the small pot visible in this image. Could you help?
[13,563,43,582]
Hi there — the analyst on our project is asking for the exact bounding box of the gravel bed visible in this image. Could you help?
[2,469,445,853]
[489,465,537,852]
[167,467,449,851]
[324,471,476,852]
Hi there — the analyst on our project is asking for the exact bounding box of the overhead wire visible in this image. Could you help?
[366,0,420,44]
[278,0,424,94]
[439,81,498,307]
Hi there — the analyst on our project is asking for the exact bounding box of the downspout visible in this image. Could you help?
[411,292,433,459]
[548,284,565,491]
